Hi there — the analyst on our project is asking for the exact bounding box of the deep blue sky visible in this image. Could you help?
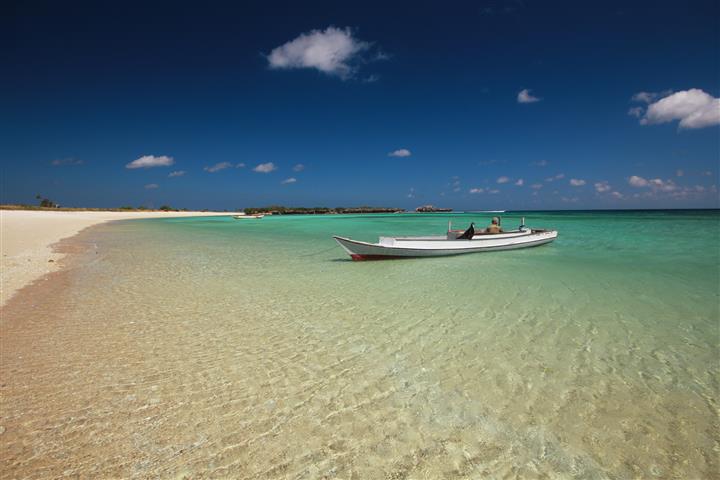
[2,0,718,210]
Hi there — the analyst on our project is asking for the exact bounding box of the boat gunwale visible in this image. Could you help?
[333,230,557,252]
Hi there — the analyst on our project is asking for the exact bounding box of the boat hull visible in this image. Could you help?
[333,230,557,260]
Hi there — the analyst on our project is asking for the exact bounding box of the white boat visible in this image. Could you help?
[333,221,557,260]
[234,214,264,219]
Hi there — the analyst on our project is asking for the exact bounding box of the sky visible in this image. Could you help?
[2,0,719,210]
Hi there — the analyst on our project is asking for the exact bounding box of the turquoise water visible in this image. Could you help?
[3,210,719,478]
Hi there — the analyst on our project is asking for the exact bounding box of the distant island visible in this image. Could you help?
[415,204,453,212]
[243,206,405,215]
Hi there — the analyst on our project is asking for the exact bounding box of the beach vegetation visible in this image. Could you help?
[243,205,405,215]
[35,194,57,208]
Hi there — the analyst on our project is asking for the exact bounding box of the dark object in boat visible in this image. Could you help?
[457,223,475,240]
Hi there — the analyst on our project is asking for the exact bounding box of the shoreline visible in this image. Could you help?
[0,210,239,307]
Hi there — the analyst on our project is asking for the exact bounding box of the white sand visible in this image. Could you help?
[0,210,239,306]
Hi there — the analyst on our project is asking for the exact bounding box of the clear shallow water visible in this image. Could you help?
[2,210,718,478]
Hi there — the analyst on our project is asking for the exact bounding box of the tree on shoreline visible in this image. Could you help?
[35,194,57,208]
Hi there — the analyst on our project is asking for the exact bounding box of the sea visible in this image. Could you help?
[1,210,718,479]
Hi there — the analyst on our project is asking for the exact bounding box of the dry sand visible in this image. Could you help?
[0,210,238,306]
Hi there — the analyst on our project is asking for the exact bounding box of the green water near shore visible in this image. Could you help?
[6,210,720,478]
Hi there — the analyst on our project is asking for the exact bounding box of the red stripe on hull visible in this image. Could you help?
[350,254,407,261]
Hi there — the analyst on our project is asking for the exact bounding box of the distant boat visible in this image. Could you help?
[333,220,556,260]
[469,210,506,213]
[233,214,264,219]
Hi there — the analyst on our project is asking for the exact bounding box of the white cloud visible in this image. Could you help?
[594,181,611,193]
[628,106,644,118]
[281,177,297,184]
[530,183,543,189]
[517,89,541,103]
[648,178,678,192]
[389,148,412,157]
[266,27,372,79]
[469,188,484,194]
[545,173,565,182]
[676,169,684,177]
[126,155,174,169]
[637,89,720,129]
[407,187,415,198]
[144,183,159,189]
[629,175,649,187]
[488,189,500,194]
[293,163,305,171]
[531,160,548,167]
[628,175,678,192]
[204,162,233,173]
[168,170,186,177]
[631,91,658,103]
[569,178,586,186]
[236,163,246,168]
[515,178,524,186]
[610,191,624,199]
[253,162,277,173]
[496,176,510,184]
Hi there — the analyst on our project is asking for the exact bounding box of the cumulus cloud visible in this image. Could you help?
[515,179,524,186]
[545,173,565,182]
[388,148,412,158]
[634,89,720,129]
[51,158,83,166]
[594,181,611,193]
[254,162,277,173]
[631,91,658,103]
[144,183,159,189]
[610,191,624,199]
[293,163,305,172]
[266,27,376,79]
[496,176,510,184]
[469,188,484,194]
[204,162,233,173]
[647,178,678,192]
[168,170,186,177]
[628,175,678,192]
[628,106,644,118]
[126,155,174,169]
[517,89,541,103]
[569,178,586,186]
[281,177,297,184]
[628,175,649,187]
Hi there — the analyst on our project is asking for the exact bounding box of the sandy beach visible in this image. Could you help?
[0,210,238,306]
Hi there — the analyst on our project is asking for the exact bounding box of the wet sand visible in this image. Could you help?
[0,210,238,306]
